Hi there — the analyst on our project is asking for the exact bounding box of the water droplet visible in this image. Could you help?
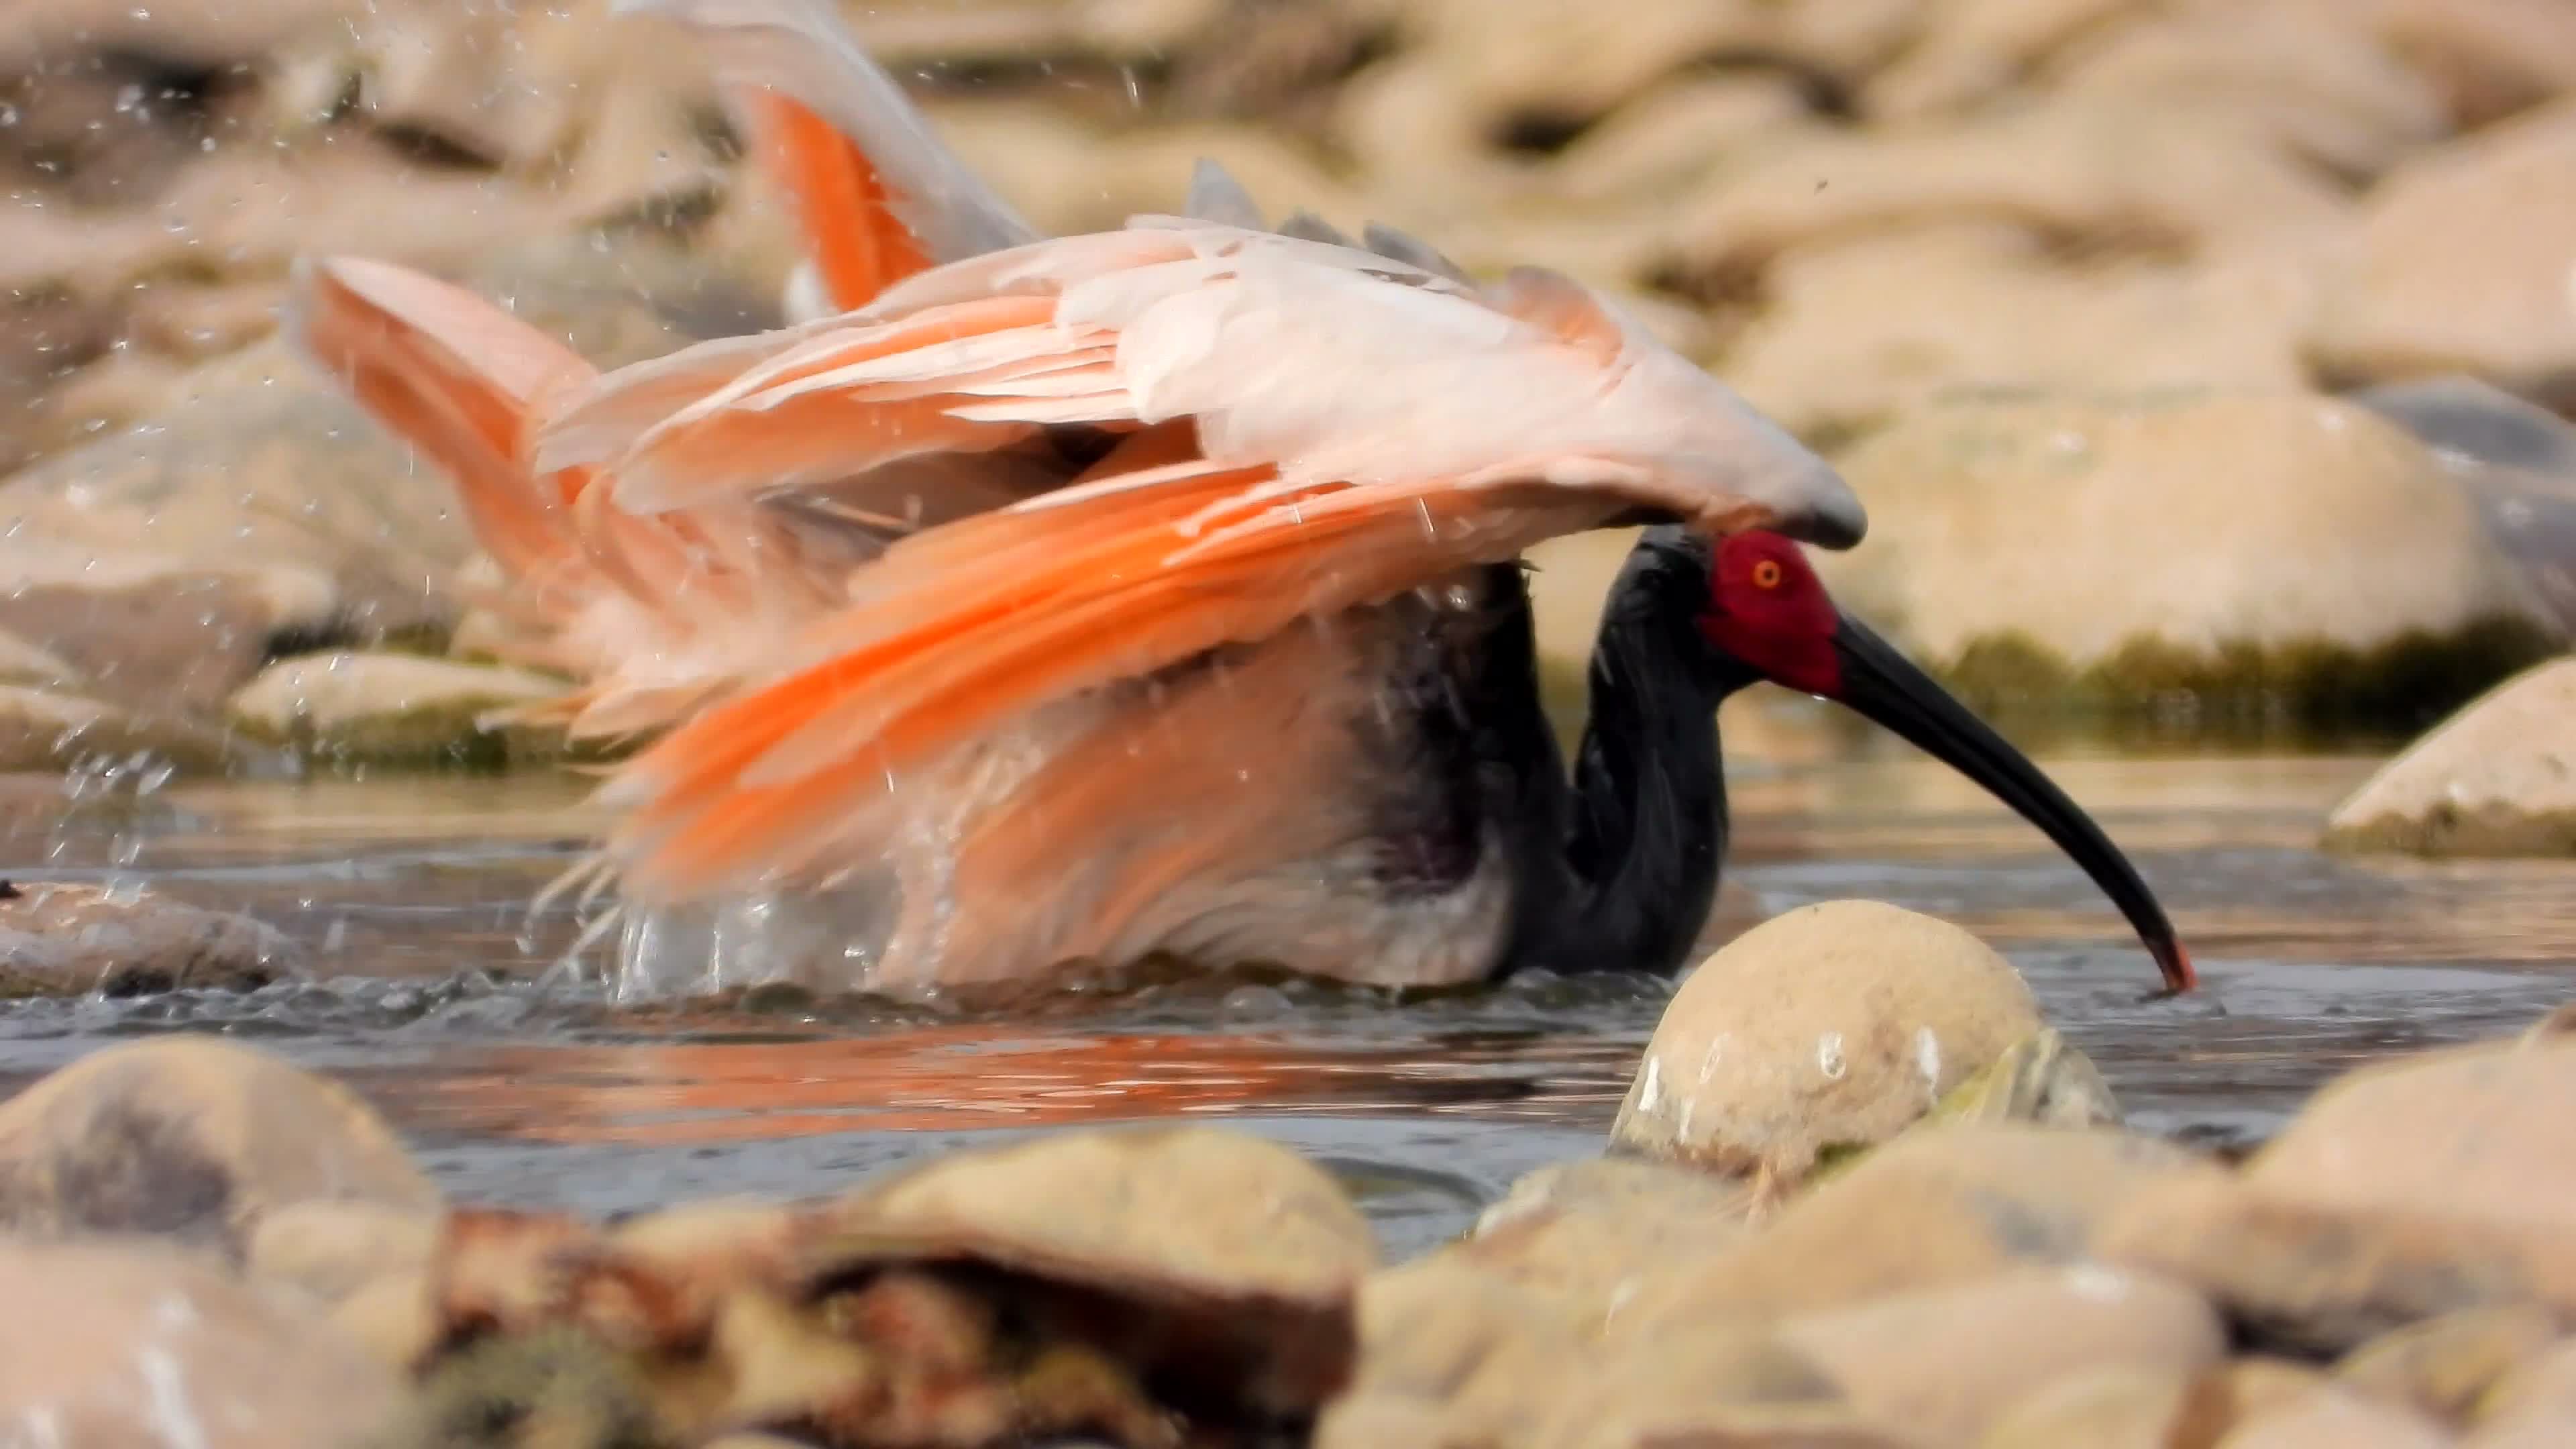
[1816,1032,1847,1081]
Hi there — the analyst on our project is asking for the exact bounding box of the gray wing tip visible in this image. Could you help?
[1185,159,1268,231]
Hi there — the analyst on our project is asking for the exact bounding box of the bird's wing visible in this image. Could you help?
[530,220,1858,904]
[614,0,1038,314]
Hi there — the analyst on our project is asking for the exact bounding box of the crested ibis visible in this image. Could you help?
[284,0,2194,998]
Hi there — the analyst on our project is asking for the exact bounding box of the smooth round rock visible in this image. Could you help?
[0,1036,439,1262]
[1612,901,2047,1183]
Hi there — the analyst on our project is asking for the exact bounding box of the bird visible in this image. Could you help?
[284,0,2195,1002]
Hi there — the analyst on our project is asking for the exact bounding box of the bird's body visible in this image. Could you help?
[290,0,2194,1002]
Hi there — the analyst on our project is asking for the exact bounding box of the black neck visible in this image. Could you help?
[1490,532,1755,978]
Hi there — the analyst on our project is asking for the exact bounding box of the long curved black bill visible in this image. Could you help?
[1828,614,2197,997]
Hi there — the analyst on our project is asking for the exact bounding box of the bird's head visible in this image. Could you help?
[1688,530,2198,997]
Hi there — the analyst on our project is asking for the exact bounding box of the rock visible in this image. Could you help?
[1452,1156,1756,1328]
[1614,1123,2231,1328]
[2219,1387,2455,1448]
[1977,1364,2206,1449]
[1329,1258,1894,1449]
[1609,901,2047,1186]
[0,881,306,998]
[229,651,576,767]
[2310,99,2576,412]
[1978,1358,2332,1449]
[1721,226,2318,443]
[0,537,337,713]
[0,683,243,775]
[397,1126,1373,1445]
[1324,1259,1598,1447]
[0,1235,402,1449]
[2351,376,2576,636]
[2337,1305,2566,1426]
[2243,1035,2576,1288]
[248,1198,441,1309]
[0,237,771,658]
[1864,0,2149,119]
[2101,1173,2548,1358]
[1815,390,2562,731]
[2320,656,2576,857]
[1546,74,1820,205]
[1776,1265,2226,1448]
[2363,0,2576,127]
[2101,1034,2576,1352]
[2047,5,2448,180]
[1670,96,2350,289]
[2475,1339,2576,1444]
[1526,1328,1904,1449]
[0,1036,437,1260]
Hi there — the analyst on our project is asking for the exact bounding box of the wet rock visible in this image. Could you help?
[2219,1387,2455,1449]
[0,1035,436,1260]
[2337,1305,2565,1426]
[1815,390,2561,730]
[0,1234,403,1449]
[1723,225,2318,442]
[393,1126,1372,1446]
[2321,658,2576,857]
[0,880,306,998]
[0,683,242,775]
[1776,1265,2225,1448]
[1610,901,2048,1187]
[1615,1122,2229,1328]
[2312,99,2576,411]
[229,651,576,767]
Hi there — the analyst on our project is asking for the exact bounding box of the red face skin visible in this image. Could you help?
[1695,532,1845,698]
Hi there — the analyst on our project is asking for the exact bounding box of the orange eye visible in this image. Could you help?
[1751,559,1784,589]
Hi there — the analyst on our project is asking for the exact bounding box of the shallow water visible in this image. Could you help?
[2,729,2572,1260]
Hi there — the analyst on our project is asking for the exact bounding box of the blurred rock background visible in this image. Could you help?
[3,0,2576,771]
